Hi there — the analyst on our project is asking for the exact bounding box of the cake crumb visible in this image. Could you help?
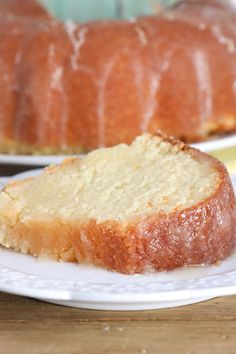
[221,334,229,339]
[117,327,124,332]
[102,325,111,331]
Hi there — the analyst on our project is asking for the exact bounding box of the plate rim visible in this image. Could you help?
[1,261,236,304]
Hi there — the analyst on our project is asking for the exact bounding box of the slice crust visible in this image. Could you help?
[0,133,235,274]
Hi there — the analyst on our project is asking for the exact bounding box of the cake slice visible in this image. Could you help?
[0,133,235,274]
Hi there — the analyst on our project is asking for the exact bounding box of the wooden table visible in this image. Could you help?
[0,164,41,177]
[1,292,236,354]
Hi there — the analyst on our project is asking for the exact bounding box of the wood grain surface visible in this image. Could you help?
[1,292,236,354]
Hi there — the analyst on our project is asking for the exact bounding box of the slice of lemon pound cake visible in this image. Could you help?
[0,133,235,274]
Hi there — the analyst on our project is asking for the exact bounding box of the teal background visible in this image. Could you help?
[39,0,175,21]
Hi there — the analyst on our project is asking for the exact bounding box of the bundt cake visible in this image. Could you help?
[0,133,235,274]
[0,0,50,19]
[0,0,236,154]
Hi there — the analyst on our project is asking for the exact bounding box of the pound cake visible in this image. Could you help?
[1,0,236,154]
[0,0,51,19]
[0,133,235,274]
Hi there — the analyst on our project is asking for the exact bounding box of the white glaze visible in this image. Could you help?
[140,52,173,132]
[65,21,88,70]
[97,58,117,147]
[192,50,213,123]
[134,26,148,46]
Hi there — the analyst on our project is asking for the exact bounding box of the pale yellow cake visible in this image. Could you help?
[0,133,235,274]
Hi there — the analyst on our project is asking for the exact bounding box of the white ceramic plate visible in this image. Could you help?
[0,134,236,166]
[0,171,235,311]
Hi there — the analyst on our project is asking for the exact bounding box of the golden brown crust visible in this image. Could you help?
[0,1,236,154]
[0,0,51,20]
[0,139,86,155]
[0,136,235,274]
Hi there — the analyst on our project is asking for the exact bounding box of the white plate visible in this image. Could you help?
[0,171,235,311]
[0,133,236,166]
